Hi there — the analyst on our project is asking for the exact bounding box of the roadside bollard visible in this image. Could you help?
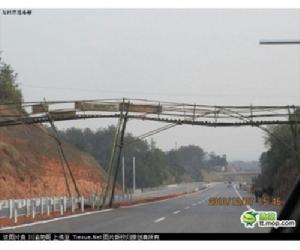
[40,197,44,215]
[96,195,100,208]
[99,196,103,207]
[52,197,55,212]
[92,196,95,209]
[9,199,13,219]
[60,198,64,215]
[81,196,84,212]
[14,201,18,223]
[25,199,30,216]
[71,197,75,212]
[47,198,50,216]
[63,197,67,212]
[32,200,35,219]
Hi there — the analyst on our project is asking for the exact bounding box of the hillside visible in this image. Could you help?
[0,105,108,199]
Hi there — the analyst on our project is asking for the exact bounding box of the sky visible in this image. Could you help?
[0,9,299,161]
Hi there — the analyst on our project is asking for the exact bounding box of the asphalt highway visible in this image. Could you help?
[1,183,282,233]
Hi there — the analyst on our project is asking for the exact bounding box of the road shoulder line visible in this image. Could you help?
[0,208,114,231]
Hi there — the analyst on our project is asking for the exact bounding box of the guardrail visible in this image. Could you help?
[0,182,207,224]
[131,182,206,200]
[0,194,132,223]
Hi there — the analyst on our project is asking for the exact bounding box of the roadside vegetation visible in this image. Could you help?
[58,127,227,189]
[255,110,300,199]
[0,57,23,110]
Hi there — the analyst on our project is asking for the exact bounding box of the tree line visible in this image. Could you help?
[255,109,300,198]
[58,126,227,189]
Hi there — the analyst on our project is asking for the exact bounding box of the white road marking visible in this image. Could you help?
[154,217,165,223]
[0,208,114,231]
[192,203,197,206]
[185,206,190,209]
[173,210,181,215]
[233,184,252,210]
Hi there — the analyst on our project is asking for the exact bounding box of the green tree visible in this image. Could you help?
[257,109,300,196]
[0,58,23,109]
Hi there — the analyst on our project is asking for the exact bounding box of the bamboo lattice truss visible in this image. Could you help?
[0,98,299,127]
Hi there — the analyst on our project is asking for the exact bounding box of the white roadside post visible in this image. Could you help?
[133,156,136,194]
[47,198,50,216]
[92,195,95,209]
[52,197,55,212]
[122,156,125,193]
[40,197,44,215]
[60,198,63,215]
[26,199,30,216]
[9,199,13,219]
[14,201,18,223]
[64,196,67,212]
[81,196,84,212]
[71,197,75,212]
[32,200,35,219]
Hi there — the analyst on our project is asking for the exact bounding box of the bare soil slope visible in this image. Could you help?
[0,105,108,199]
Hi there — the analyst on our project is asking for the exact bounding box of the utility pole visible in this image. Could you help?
[133,156,136,194]
[122,156,125,193]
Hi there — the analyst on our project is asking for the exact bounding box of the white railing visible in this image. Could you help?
[0,182,207,224]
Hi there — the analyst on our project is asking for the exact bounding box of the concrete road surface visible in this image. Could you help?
[0,183,282,233]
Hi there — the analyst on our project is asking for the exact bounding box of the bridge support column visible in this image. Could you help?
[109,113,128,207]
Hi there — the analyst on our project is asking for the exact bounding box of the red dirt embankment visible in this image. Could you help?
[0,105,108,199]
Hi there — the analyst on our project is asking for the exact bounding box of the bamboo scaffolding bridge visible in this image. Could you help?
[0,98,299,127]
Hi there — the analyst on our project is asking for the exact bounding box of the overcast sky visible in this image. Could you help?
[0,9,300,161]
